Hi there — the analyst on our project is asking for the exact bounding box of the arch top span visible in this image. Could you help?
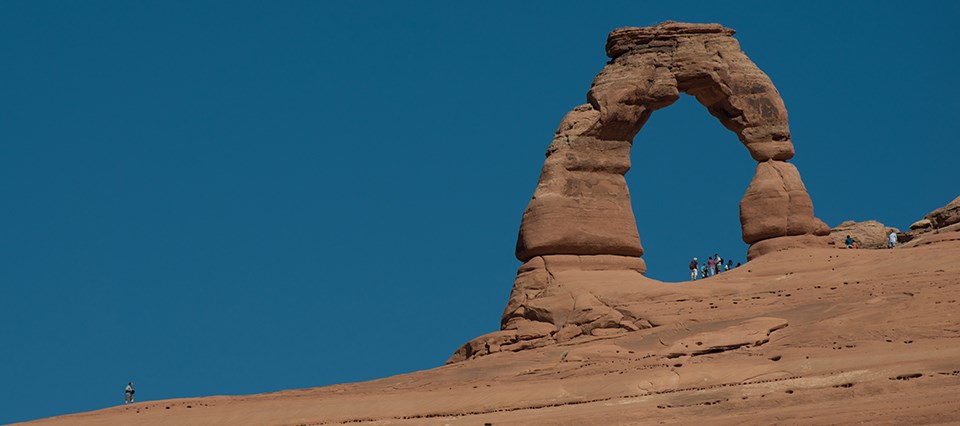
[515,22,829,265]
[587,22,795,162]
[605,22,736,59]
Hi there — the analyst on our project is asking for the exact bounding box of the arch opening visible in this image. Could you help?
[627,93,754,281]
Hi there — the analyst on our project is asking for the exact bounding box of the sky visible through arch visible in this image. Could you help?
[1,1,958,423]
[628,93,756,276]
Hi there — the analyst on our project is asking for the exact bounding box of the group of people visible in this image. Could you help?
[844,231,898,249]
[688,253,741,280]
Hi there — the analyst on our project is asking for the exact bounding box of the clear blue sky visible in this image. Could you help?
[1,1,957,423]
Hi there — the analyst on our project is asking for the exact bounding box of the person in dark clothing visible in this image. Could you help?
[125,382,135,404]
[689,257,699,280]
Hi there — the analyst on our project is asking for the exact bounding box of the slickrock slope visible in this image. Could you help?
[23,233,960,425]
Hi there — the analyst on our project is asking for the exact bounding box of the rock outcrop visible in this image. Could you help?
[829,220,898,249]
[924,195,960,229]
[34,238,960,424]
[824,196,960,250]
[899,195,960,245]
[448,254,652,363]
[453,22,832,363]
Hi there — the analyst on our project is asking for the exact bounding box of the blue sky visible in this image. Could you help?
[1,1,957,423]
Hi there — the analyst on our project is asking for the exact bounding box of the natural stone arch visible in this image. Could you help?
[449,22,832,364]
[515,22,829,267]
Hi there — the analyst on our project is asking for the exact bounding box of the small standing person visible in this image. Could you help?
[888,231,897,248]
[125,382,135,404]
[845,235,855,248]
[689,258,699,280]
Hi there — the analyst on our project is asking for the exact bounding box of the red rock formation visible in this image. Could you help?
[829,220,898,249]
[492,22,833,353]
[740,161,825,244]
[30,238,960,424]
[517,22,827,266]
[924,195,960,229]
[900,195,960,245]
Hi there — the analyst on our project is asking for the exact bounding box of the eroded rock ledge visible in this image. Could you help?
[449,255,651,364]
[900,195,960,245]
[827,195,960,249]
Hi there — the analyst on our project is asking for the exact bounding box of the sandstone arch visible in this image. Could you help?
[449,23,832,363]
[515,22,829,266]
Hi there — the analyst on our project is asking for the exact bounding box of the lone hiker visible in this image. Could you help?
[845,235,855,248]
[690,258,699,280]
[888,231,898,248]
[125,382,135,404]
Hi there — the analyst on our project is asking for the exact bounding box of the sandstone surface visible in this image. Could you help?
[26,234,960,425]
[899,195,960,245]
[745,233,831,260]
[910,218,933,230]
[924,195,960,229]
[739,161,825,245]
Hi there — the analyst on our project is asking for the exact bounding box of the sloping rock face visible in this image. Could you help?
[516,21,828,268]
[449,255,653,363]
[924,195,960,229]
[455,22,832,362]
[830,220,898,249]
[900,195,960,245]
[30,239,960,425]
[449,255,652,363]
